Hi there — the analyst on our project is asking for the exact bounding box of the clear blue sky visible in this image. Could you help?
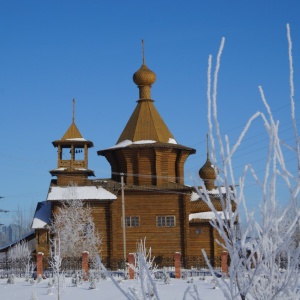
[0,1,299,225]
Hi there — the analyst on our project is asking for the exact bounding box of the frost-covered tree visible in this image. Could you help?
[95,239,160,300]
[50,185,101,259]
[127,238,160,299]
[49,237,67,300]
[8,240,33,278]
[196,24,300,300]
[8,240,31,261]
[11,203,35,240]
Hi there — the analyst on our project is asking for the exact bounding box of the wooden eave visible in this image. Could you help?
[88,178,192,193]
[120,182,193,192]
[97,142,196,156]
[189,218,211,224]
[52,140,94,147]
[49,168,95,177]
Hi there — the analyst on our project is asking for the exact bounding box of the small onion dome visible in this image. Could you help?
[133,63,156,86]
[199,157,216,180]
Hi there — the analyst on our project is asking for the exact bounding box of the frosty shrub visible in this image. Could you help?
[8,240,31,261]
[30,289,38,300]
[183,284,201,300]
[8,240,33,277]
[89,278,96,289]
[126,238,159,299]
[7,274,15,284]
[196,24,300,300]
[95,239,161,300]
[11,203,35,241]
[49,237,68,300]
[50,184,101,259]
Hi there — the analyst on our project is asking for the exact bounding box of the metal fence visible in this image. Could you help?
[0,257,34,278]
[0,255,223,279]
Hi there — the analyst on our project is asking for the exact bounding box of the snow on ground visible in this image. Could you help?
[0,276,226,300]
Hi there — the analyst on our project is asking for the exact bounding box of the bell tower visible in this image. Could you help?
[50,99,94,186]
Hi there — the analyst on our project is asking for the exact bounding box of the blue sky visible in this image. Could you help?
[0,1,299,225]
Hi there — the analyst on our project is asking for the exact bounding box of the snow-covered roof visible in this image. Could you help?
[66,138,87,141]
[168,138,177,144]
[108,138,178,150]
[31,202,52,229]
[109,139,156,149]
[191,192,200,201]
[190,187,229,201]
[189,211,226,221]
[0,230,35,253]
[47,186,117,201]
[51,168,89,172]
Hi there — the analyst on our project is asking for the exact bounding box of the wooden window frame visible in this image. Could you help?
[122,216,140,227]
[156,215,176,227]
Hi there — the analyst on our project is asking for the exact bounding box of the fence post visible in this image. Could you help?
[174,252,181,279]
[221,251,228,275]
[128,253,135,279]
[36,252,44,279]
[82,251,89,280]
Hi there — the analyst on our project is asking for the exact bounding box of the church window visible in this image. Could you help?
[156,216,175,227]
[124,216,140,227]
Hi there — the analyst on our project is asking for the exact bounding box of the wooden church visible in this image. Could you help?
[32,50,228,269]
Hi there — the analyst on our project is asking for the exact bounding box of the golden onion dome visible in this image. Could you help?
[133,63,156,86]
[199,157,216,180]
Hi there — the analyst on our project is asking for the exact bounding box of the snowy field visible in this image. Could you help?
[0,276,226,300]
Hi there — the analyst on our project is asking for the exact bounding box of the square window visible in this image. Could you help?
[124,216,140,227]
[157,216,175,227]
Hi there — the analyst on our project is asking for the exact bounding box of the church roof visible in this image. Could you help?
[117,99,176,144]
[116,51,176,144]
[31,201,52,229]
[116,41,177,144]
[46,186,117,201]
[52,121,93,147]
[189,211,227,221]
[61,121,83,140]
[52,99,93,147]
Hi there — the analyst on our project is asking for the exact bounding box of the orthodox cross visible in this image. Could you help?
[72,98,76,123]
[142,39,145,64]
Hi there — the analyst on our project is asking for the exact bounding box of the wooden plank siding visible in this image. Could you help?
[35,229,50,257]
[90,201,112,260]
[100,146,192,187]
[35,191,226,270]
[189,223,214,259]
[105,190,189,266]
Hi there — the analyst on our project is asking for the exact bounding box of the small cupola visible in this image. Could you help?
[133,42,156,100]
[199,135,216,190]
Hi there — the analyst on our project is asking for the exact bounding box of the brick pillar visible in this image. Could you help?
[174,252,181,279]
[82,251,89,280]
[128,253,135,279]
[221,251,228,275]
[36,252,44,278]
